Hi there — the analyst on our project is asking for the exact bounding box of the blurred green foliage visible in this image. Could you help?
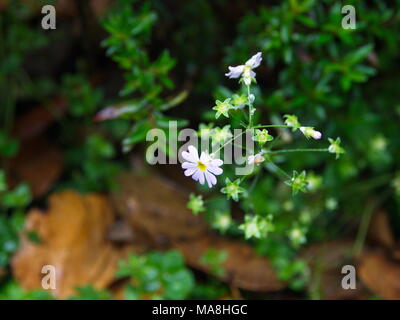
[57,74,125,193]
[62,133,122,192]
[117,250,195,300]
[101,0,188,153]
[0,132,31,269]
[0,174,31,267]
[68,285,113,300]
[62,74,103,118]
[0,281,53,300]
[199,249,227,277]
[0,0,399,299]
[213,0,399,289]
[0,0,55,133]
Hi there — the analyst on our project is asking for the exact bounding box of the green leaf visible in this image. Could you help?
[0,281,53,300]
[122,120,152,151]
[155,115,188,129]
[159,91,188,111]
[2,183,31,209]
[344,44,374,65]
[0,132,19,158]
[69,285,112,300]
[0,171,7,192]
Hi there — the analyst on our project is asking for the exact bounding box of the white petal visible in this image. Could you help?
[197,171,205,185]
[210,159,223,167]
[184,168,197,176]
[182,151,195,163]
[182,162,196,169]
[192,170,200,181]
[182,145,199,162]
[204,171,217,188]
[313,131,322,140]
[247,155,255,165]
[207,165,223,175]
[188,145,198,155]
[225,65,244,78]
[199,151,212,164]
[245,52,262,68]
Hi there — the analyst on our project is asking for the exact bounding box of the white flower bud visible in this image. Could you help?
[248,94,255,103]
[300,126,322,140]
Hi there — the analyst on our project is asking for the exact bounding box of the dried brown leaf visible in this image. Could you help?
[113,172,209,245]
[301,240,369,299]
[8,137,63,198]
[12,191,130,299]
[367,210,394,249]
[175,236,285,292]
[112,171,284,292]
[359,249,400,299]
[13,97,67,141]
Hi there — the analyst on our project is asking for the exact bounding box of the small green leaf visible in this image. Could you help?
[122,120,152,152]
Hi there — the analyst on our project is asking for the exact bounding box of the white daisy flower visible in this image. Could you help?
[225,52,262,85]
[181,146,223,188]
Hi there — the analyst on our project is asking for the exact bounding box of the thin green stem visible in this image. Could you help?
[247,85,253,128]
[253,124,290,129]
[352,191,392,257]
[248,168,261,193]
[267,148,329,155]
[211,129,248,156]
[265,159,292,179]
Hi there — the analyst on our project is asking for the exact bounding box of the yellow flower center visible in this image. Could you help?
[243,65,252,77]
[197,161,207,171]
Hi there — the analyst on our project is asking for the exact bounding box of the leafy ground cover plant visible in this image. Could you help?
[117,250,195,300]
[91,0,399,292]
[180,51,344,288]
[1,0,399,299]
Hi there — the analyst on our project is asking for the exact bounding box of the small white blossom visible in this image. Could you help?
[371,135,387,151]
[284,114,301,131]
[326,197,338,211]
[248,94,255,103]
[288,226,306,247]
[198,123,214,138]
[300,126,322,140]
[247,152,265,166]
[225,52,262,85]
[212,125,232,144]
[181,146,223,188]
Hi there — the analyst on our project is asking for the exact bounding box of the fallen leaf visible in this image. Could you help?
[367,210,394,249]
[358,249,400,299]
[113,172,209,245]
[175,235,285,292]
[112,171,284,292]
[301,240,369,299]
[8,136,63,198]
[13,97,67,141]
[11,191,130,299]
